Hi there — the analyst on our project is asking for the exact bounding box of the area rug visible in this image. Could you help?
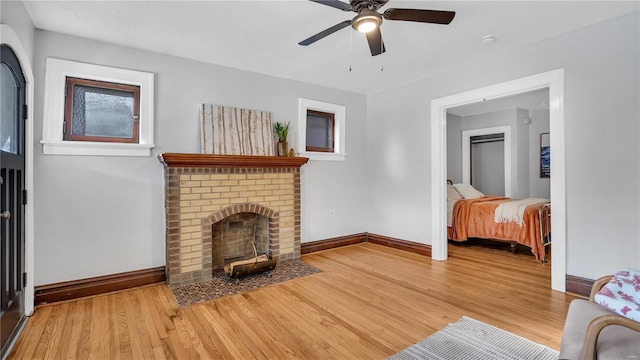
[388,316,558,360]
[171,261,321,307]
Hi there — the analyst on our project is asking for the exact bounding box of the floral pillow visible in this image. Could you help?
[594,268,640,322]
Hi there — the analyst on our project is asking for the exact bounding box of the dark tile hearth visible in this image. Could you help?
[170,261,321,307]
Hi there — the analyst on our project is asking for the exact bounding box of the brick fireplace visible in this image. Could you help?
[159,153,309,287]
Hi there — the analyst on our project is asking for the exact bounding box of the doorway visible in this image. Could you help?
[1,44,27,356]
[430,69,566,292]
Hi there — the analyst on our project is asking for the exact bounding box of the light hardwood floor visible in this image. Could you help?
[9,242,576,359]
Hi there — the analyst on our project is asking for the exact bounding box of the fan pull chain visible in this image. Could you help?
[381,65,383,72]
[349,29,353,72]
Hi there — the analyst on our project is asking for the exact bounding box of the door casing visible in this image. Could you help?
[430,69,566,292]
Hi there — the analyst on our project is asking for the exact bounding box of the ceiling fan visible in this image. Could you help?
[299,0,456,56]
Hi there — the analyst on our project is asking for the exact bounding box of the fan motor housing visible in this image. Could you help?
[350,0,388,12]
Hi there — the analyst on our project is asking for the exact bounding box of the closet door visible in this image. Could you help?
[470,134,505,196]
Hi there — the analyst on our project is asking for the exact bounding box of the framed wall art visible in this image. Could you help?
[540,132,550,178]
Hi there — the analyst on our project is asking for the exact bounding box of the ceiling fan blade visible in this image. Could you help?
[307,0,353,12]
[365,28,386,56]
[383,9,456,25]
[299,20,351,46]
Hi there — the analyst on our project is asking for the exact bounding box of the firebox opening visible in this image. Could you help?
[211,212,270,272]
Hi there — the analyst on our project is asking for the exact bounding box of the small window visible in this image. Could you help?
[305,109,334,152]
[297,98,346,161]
[42,58,154,156]
[64,77,140,143]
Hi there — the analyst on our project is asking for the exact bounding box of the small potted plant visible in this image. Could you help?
[273,121,290,156]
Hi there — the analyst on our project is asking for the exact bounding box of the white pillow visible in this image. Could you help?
[453,183,484,199]
[447,185,463,201]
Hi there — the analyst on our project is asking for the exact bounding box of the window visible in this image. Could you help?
[1,63,20,154]
[42,58,154,156]
[305,109,334,153]
[298,98,346,161]
[64,77,140,143]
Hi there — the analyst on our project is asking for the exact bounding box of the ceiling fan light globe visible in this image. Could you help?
[357,20,377,33]
[351,10,382,33]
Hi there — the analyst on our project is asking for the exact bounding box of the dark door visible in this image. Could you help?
[0,44,27,356]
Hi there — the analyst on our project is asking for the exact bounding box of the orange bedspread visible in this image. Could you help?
[448,196,550,262]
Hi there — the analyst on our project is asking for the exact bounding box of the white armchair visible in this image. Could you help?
[559,275,640,360]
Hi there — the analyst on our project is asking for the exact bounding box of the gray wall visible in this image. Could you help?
[0,1,35,62]
[32,31,368,285]
[447,114,462,184]
[446,113,462,183]
[515,109,530,199]
[367,11,639,279]
[529,109,551,198]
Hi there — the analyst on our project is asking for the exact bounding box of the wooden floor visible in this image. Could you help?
[9,242,576,359]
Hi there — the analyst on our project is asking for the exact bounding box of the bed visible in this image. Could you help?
[446,182,551,263]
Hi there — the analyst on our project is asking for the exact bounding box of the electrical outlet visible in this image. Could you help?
[329,210,336,218]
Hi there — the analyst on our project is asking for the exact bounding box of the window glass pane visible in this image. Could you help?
[0,64,18,154]
[306,113,332,148]
[72,84,134,138]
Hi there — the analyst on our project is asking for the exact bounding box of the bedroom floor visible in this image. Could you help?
[9,242,572,359]
[449,238,552,266]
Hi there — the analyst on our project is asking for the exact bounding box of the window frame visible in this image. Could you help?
[297,98,346,161]
[63,77,141,143]
[42,58,154,156]
[305,109,335,153]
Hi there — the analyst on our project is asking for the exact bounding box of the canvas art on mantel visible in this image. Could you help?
[200,104,276,156]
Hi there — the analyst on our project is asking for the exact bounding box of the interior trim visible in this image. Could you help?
[301,233,367,254]
[565,275,594,298]
[34,266,165,306]
[301,233,432,257]
[367,234,432,256]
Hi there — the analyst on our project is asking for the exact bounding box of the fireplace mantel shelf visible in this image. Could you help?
[159,153,309,168]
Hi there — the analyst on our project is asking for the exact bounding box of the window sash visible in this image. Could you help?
[305,109,335,153]
[64,77,140,143]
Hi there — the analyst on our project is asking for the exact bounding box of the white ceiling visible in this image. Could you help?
[22,0,639,95]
